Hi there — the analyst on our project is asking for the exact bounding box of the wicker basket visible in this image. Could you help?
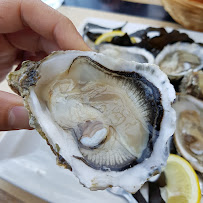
[162,0,203,31]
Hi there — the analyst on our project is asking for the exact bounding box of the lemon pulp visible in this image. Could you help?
[164,154,201,203]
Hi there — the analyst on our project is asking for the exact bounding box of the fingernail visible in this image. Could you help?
[9,106,31,130]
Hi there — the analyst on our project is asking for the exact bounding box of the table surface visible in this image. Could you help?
[0,2,186,202]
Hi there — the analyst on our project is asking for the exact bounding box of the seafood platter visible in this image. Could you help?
[7,18,203,202]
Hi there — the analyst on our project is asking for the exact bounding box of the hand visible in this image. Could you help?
[0,0,90,131]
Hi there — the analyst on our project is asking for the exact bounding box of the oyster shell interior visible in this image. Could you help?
[36,55,163,171]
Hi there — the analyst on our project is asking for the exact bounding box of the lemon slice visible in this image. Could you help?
[95,31,136,45]
[95,31,125,45]
[164,154,201,203]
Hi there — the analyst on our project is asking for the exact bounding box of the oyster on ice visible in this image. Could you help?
[8,51,176,193]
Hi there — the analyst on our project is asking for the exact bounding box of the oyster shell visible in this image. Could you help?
[97,44,154,63]
[173,94,203,172]
[155,42,203,80]
[180,70,203,100]
[8,51,176,193]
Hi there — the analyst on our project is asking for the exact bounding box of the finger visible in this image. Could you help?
[0,34,19,81]
[0,34,18,65]
[6,28,60,54]
[0,0,90,51]
[0,68,13,81]
[22,51,48,61]
[0,91,30,131]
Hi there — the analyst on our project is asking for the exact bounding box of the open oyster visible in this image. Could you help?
[155,43,203,80]
[97,44,154,63]
[173,95,203,173]
[8,51,176,193]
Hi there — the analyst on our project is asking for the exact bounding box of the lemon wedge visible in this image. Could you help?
[95,31,125,45]
[164,154,201,203]
[94,31,136,45]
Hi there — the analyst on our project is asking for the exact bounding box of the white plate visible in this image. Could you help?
[0,130,125,203]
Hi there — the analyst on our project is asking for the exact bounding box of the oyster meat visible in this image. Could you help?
[155,42,203,80]
[180,70,203,100]
[173,95,203,173]
[8,51,176,193]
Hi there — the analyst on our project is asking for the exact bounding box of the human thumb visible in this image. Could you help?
[0,91,30,131]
